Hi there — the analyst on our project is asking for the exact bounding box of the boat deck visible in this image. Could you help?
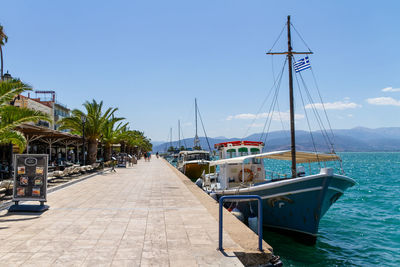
[0,158,273,266]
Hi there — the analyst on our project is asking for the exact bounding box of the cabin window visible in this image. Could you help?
[250,148,260,155]
[238,147,248,156]
[186,153,210,161]
[227,149,236,158]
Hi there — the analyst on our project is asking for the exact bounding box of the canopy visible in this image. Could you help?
[209,150,341,166]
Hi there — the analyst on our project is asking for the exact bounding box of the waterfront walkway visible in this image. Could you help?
[0,158,271,266]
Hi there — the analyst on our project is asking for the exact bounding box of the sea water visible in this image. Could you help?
[263,152,400,266]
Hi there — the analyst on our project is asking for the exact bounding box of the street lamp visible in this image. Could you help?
[81,115,87,166]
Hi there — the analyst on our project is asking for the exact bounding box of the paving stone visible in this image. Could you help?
[0,159,244,266]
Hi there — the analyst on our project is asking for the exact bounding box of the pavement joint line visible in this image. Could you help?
[0,168,112,211]
[49,207,207,211]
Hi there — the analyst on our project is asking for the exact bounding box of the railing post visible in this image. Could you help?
[219,197,224,250]
[218,195,263,251]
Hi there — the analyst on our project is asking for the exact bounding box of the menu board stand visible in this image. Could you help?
[8,154,49,213]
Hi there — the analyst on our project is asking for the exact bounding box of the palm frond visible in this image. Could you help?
[0,79,31,107]
[0,106,51,135]
[0,130,27,152]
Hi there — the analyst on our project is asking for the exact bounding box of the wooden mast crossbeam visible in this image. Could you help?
[267,52,313,55]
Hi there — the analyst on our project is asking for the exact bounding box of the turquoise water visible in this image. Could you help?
[263,152,400,266]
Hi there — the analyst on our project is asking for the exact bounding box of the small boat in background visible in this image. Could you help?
[177,150,214,180]
[177,98,215,180]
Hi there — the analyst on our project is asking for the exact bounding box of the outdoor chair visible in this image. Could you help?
[53,170,64,178]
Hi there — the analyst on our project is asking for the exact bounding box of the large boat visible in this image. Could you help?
[201,16,356,244]
[203,141,355,244]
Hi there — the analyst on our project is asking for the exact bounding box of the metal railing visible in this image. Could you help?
[218,195,263,251]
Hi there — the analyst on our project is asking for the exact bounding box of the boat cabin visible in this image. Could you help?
[212,141,266,188]
[178,150,211,163]
[215,141,264,159]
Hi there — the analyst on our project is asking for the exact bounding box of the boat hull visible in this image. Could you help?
[180,162,215,180]
[213,173,355,244]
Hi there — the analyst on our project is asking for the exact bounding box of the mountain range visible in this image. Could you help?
[152,127,400,152]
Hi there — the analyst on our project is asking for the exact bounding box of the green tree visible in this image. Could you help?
[0,79,50,151]
[0,25,8,80]
[59,99,118,164]
[119,129,152,155]
[101,116,127,161]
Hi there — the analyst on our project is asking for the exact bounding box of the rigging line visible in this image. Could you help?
[261,60,286,148]
[262,58,287,144]
[293,55,331,147]
[310,67,336,148]
[179,123,187,148]
[165,129,171,152]
[263,87,280,150]
[274,98,289,139]
[299,73,332,151]
[290,23,313,53]
[267,23,287,53]
[298,72,334,152]
[260,58,287,143]
[294,68,321,168]
[196,105,212,152]
[298,70,333,149]
[271,55,275,83]
[241,57,287,140]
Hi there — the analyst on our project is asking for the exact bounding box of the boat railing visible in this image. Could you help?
[265,170,289,180]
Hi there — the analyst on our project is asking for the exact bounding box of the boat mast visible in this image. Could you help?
[178,120,181,149]
[194,98,200,149]
[170,127,173,151]
[287,16,297,178]
[267,16,313,178]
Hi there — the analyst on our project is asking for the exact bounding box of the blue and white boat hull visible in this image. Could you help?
[213,171,355,244]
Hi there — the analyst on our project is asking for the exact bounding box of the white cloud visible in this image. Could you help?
[382,87,400,92]
[227,111,304,121]
[248,123,265,128]
[366,97,400,106]
[347,114,353,118]
[305,101,361,110]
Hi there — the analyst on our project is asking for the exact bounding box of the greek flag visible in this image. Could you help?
[293,56,311,73]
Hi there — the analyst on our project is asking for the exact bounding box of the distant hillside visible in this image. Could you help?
[152,127,400,152]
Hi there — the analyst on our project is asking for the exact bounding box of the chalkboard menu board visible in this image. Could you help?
[13,154,48,202]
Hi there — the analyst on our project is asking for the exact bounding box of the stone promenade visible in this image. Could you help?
[0,158,247,266]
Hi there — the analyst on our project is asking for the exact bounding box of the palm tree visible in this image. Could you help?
[101,116,127,161]
[0,79,51,152]
[121,130,152,155]
[0,25,8,80]
[59,100,118,164]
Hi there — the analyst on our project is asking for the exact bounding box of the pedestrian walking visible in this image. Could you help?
[111,156,117,172]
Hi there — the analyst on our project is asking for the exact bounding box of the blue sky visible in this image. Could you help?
[1,0,400,142]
